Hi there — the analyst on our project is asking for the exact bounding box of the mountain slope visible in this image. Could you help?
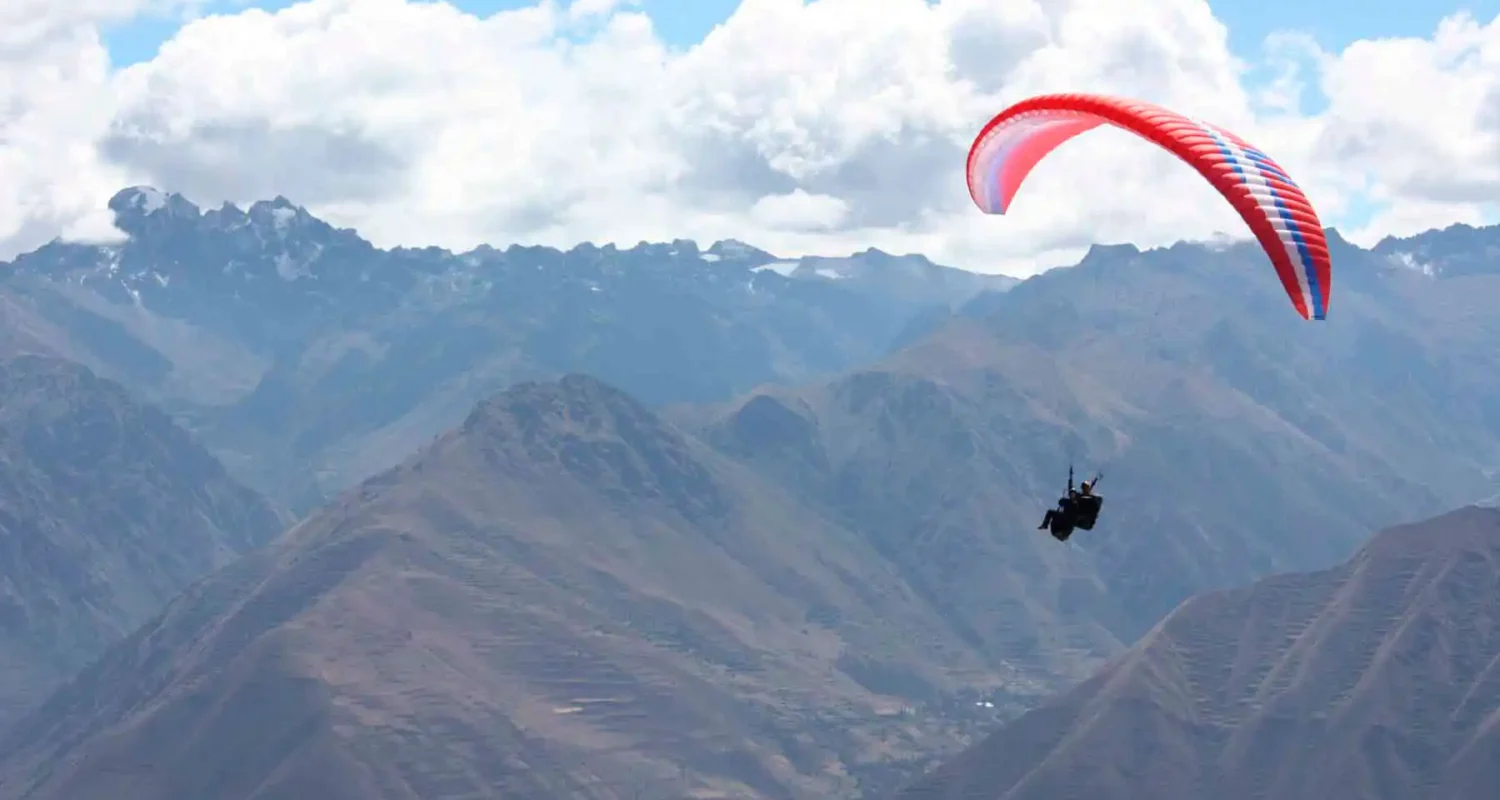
[0,375,1034,800]
[0,354,285,727]
[2,187,1012,511]
[894,505,1500,800]
[689,227,1500,682]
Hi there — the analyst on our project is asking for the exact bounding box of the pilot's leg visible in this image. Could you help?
[1038,510,1054,529]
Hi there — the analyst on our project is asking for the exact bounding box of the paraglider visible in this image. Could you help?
[968,94,1333,540]
[1038,466,1103,542]
[966,92,1333,320]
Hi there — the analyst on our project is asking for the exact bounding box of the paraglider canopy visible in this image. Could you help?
[966,92,1332,321]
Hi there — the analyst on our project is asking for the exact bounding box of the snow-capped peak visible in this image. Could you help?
[107,186,202,229]
[114,186,168,214]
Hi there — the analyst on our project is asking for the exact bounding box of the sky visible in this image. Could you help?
[100,0,1500,66]
[6,0,1500,276]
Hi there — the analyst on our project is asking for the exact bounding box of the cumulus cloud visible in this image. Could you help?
[567,0,638,23]
[749,190,848,231]
[1,0,1498,275]
[0,1,142,252]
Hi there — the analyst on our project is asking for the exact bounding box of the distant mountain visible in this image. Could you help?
[0,187,1013,511]
[0,354,285,728]
[0,375,1035,800]
[1372,221,1500,278]
[894,505,1500,800]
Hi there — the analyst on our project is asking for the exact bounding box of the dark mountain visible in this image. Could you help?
[0,353,285,728]
[894,505,1500,800]
[0,375,1032,800]
[688,225,1500,689]
[1,187,1012,511]
[1371,220,1500,277]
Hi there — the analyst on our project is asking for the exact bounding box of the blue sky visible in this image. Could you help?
[102,0,1500,68]
[104,0,741,65]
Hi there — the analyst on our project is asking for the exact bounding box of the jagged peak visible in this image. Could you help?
[707,239,774,260]
[106,187,323,232]
[1080,242,1140,262]
[461,373,659,440]
[108,186,199,219]
[1373,220,1493,252]
[247,196,308,223]
[108,185,168,214]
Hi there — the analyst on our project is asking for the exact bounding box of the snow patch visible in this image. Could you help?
[752,260,799,276]
[1388,251,1436,276]
[275,253,311,280]
[132,187,167,214]
[270,206,296,232]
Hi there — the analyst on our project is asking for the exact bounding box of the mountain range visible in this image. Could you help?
[0,188,1498,797]
[0,187,1013,511]
[895,505,1500,800]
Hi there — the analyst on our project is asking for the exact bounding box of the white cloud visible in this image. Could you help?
[0,0,143,254]
[1,0,1498,276]
[751,189,849,231]
[566,0,638,24]
[1307,12,1500,241]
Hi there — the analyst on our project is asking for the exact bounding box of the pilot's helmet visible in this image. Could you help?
[1080,480,1092,494]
